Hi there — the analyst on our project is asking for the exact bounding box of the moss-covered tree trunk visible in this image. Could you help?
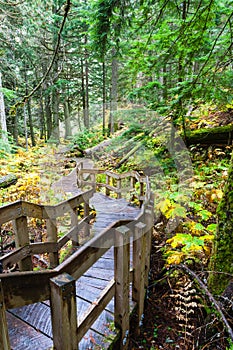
[208,157,233,294]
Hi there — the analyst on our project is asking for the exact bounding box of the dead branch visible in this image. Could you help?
[176,264,233,342]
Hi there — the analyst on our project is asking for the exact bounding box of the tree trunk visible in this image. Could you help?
[23,103,28,150]
[81,58,86,129]
[51,87,60,142]
[25,70,36,146]
[13,113,18,145]
[102,60,106,136]
[64,101,72,139]
[0,71,8,144]
[109,50,118,135]
[39,94,46,139]
[45,92,52,139]
[185,125,233,146]
[84,42,89,129]
[208,154,233,294]
[27,98,36,146]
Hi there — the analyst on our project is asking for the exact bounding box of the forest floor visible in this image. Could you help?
[128,105,233,349]
[1,107,233,350]
[128,223,231,350]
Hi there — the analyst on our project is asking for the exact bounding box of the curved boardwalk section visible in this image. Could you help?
[0,163,154,350]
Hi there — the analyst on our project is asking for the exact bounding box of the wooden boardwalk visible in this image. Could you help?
[0,164,154,350]
[6,194,140,350]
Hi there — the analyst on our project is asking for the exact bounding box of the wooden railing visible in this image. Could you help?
[0,189,94,272]
[0,164,154,350]
[77,161,150,206]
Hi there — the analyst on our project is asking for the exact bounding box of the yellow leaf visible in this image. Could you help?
[167,252,184,265]
[156,199,172,215]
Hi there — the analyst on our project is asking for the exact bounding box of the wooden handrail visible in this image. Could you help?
[0,165,154,350]
[77,161,150,206]
[0,189,94,224]
[0,189,94,269]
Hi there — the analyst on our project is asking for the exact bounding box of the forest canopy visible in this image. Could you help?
[0,0,233,145]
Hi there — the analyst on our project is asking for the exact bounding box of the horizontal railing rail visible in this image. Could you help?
[0,164,154,350]
[77,161,151,206]
[0,189,94,271]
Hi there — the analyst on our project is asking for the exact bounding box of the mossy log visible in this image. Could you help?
[208,157,233,294]
[0,174,18,188]
[185,125,233,146]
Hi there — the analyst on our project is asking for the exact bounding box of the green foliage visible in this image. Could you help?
[0,135,18,159]
[71,128,105,150]
[0,87,17,101]
[227,339,233,350]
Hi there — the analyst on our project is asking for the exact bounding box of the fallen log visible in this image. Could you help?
[0,174,18,188]
[84,139,113,157]
[114,142,142,169]
[185,124,233,146]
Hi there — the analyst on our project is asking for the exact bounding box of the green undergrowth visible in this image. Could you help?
[100,118,232,267]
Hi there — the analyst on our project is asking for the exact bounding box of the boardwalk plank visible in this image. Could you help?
[6,190,143,349]
[6,313,53,350]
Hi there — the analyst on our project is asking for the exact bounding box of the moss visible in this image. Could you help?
[186,124,233,137]
[185,124,233,145]
[208,155,233,294]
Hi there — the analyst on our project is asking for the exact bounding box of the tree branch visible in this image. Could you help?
[176,264,233,342]
[11,0,71,111]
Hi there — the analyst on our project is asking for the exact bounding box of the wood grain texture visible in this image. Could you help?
[2,167,153,350]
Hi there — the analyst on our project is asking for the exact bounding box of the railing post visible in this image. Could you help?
[0,280,11,350]
[139,181,144,207]
[114,226,130,349]
[71,208,79,248]
[77,162,83,188]
[144,208,154,287]
[83,199,90,237]
[13,216,32,271]
[46,218,59,268]
[117,178,122,199]
[91,173,96,191]
[50,273,78,350]
[106,175,110,196]
[132,222,147,334]
[130,176,136,191]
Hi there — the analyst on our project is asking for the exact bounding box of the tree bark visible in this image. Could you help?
[185,125,233,146]
[51,87,60,142]
[208,154,233,294]
[84,40,89,129]
[102,60,106,136]
[109,50,118,135]
[0,71,8,144]
[64,101,72,139]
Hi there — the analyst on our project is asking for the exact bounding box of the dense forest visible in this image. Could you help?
[1,0,233,143]
[1,0,233,349]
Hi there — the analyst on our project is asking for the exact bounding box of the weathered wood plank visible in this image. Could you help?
[76,277,115,313]
[56,226,115,280]
[114,226,130,349]
[0,280,10,350]
[2,168,153,350]
[1,270,57,309]
[13,216,32,271]
[6,312,53,350]
[9,302,52,338]
[77,279,115,342]
[21,202,44,219]
[132,222,147,332]
[46,219,59,268]
[0,201,23,226]
[50,273,78,350]
[84,266,114,281]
